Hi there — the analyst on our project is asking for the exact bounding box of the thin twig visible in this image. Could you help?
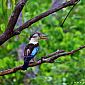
[60,0,80,27]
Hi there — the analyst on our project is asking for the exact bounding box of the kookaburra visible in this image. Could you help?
[22,32,47,70]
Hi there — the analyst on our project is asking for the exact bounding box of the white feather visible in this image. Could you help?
[29,38,38,44]
[27,49,30,55]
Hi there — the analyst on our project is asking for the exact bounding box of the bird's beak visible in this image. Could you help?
[40,34,47,40]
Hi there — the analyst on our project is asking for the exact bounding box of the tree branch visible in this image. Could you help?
[14,0,77,34]
[0,0,27,45]
[0,45,85,76]
[0,0,78,45]
[6,0,27,32]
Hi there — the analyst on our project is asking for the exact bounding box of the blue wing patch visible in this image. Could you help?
[31,46,39,57]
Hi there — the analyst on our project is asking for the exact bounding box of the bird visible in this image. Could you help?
[22,32,47,70]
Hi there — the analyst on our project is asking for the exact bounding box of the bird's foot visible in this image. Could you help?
[32,58,37,64]
[49,60,54,63]
[41,57,44,62]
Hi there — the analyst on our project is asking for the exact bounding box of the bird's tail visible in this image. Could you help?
[22,56,32,70]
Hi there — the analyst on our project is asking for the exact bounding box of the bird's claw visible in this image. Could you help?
[32,58,37,64]
[41,57,44,62]
[49,60,54,63]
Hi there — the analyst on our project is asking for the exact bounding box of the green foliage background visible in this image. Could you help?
[0,0,85,85]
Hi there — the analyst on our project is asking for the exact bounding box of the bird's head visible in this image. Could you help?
[29,32,47,44]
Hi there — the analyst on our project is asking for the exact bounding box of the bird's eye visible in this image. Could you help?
[32,36,37,38]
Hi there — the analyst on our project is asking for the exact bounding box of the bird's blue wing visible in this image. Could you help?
[31,46,39,57]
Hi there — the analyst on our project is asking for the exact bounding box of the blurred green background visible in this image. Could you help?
[0,0,85,85]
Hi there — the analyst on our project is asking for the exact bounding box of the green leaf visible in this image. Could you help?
[0,23,5,32]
